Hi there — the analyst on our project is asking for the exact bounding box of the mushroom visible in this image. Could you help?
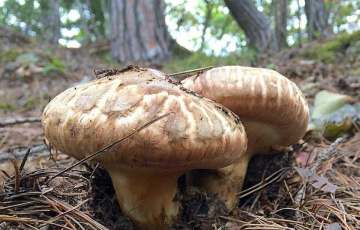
[182,66,309,209]
[42,68,247,229]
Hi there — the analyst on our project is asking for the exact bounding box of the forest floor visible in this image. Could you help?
[0,27,359,230]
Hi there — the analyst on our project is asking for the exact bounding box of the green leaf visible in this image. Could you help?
[307,103,360,140]
[43,65,57,73]
[312,90,354,119]
[324,118,355,141]
[267,63,275,69]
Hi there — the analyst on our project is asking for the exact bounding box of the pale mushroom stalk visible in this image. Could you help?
[183,66,309,210]
[42,68,247,229]
[106,167,183,229]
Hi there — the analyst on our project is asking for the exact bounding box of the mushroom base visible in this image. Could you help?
[106,166,183,230]
[187,152,252,210]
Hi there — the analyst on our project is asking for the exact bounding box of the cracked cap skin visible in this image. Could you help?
[42,68,248,170]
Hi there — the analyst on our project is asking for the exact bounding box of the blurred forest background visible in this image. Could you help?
[0,0,360,124]
[1,0,359,69]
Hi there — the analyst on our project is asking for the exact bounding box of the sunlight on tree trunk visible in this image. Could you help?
[100,0,110,38]
[275,0,288,49]
[75,0,91,44]
[110,0,171,64]
[199,0,213,52]
[40,0,61,44]
[305,0,332,42]
[224,0,279,54]
[296,0,303,47]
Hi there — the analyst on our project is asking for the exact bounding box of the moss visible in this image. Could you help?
[0,47,25,64]
[352,69,360,75]
[0,103,13,112]
[310,30,360,63]
[24,97,40,110]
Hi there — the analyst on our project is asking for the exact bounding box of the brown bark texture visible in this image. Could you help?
[40,0,61,44]
[110,0,171,64]
[224,0,279,54]
[305,0,332,41]
[275,0,288,49]
[296,0,303,47]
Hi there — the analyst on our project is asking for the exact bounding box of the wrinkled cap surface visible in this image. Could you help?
[42,68,247,170]
[182,66,309,147]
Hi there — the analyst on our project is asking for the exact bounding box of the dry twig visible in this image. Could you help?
[0,117,41,127]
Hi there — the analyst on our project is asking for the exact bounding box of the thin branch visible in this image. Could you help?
[0,145,48,163]
[0,117,41,127]
[9,157,20,194]
[166,66,214,80]
[19,148,31,173]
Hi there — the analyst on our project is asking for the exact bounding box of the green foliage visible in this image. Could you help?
[43,58,66,73]
[165,0,245,54]
[266,63,275,69]
[24,97,39,110]
[0,0,359,56]
[0,48,25,64]
[163,47,258,73]
[310,30,360,63]
[103,53,112,63]
[1,0,109,45]
[0,103,13,112]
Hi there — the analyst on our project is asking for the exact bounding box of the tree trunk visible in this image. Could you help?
[40,0,61,44]
[305,0,332,42]
[110,0,171,64]
[296,0,303,47]
[224,0,278,54]
[199,0,213,52]
[100,0,110,37]
[75,0,91,44]
[274,0,288,49]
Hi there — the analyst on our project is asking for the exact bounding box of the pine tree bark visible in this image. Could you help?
[100,0,110,37]
[110,0,171,64]
[40,0,61,44]
[305,0,332,41]
[199,0,213,52]
[296,0,303,47]
[274,0,288,49]
[224,0,278,54]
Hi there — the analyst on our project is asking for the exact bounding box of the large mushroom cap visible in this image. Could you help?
[182,66,309,149]
[42,68,247,170]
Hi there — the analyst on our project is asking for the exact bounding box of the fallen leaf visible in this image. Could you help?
[296,152,314,167]
[307,104,360,141]
[325,222,341,230]
[312,91,354,119]
[294,167,338,193]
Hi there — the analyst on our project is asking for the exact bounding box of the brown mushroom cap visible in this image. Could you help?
[42,68,247,229]
[42,68,247,170]
[182,66,309,151]
[182,66,309,210]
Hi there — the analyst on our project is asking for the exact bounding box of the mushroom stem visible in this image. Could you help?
[188,119,289,209]
[187,151,253,210]
[106,166,183,230]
